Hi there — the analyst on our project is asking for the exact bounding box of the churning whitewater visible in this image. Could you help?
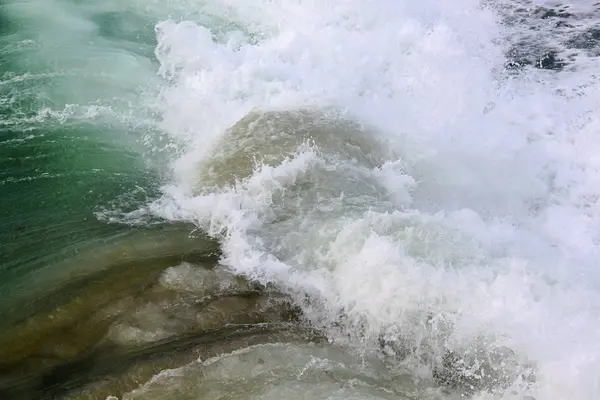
[20,0,586,399]
[94,0,600,398]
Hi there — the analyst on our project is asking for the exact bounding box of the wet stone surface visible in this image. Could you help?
[0,261,306,400]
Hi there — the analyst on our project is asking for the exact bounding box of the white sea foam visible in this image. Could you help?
[144,0,600,398]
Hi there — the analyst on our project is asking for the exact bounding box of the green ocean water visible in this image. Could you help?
[1,5,215,397]
[0,2,186,391]
[0,1,161,316]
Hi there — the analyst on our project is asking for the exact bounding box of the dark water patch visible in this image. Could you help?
[89,10,157,59]
[565,25,600,55]
[505,47,568,71]
[496,2,600,71]
[0,6,18,37]
[535,6,574,20]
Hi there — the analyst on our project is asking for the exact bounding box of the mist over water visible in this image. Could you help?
[1,0,600,399]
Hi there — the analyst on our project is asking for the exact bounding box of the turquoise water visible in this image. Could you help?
[2,1,600,399]
[0,0,162,318]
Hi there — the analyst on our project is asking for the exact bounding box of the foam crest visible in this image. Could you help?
[148,0,600,398]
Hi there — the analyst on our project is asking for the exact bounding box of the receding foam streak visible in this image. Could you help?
[145,1,600,398]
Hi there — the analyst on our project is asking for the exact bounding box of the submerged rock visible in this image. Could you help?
[0,242,306,400]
